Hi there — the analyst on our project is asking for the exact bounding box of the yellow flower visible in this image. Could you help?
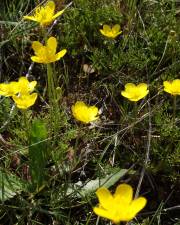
[0,82,19,97]
[12,93,38,109]
[23,1,64,27]
[93,184,147,224]
[121,83,149,102]
[71,101,99,124]
[100,24,122,39]
[163,79,180,96]
[31,37,67,64]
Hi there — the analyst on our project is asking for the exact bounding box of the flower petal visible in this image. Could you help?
[93,207,115,222]
[112,24,120,33]
[125,83,136,91]
[129,197,147,218]
[29,81,37,92]
[114,184,133,205]
[95,187,113,209]
[137,83,148,90]
[23,15,38,21]
[100,29,107,36]
[13,93,37,109]
[52,9,65,19]
[32,41,43,54]
[45,1,55,15]
[121,90,131,98]
[103,25,111,33]
[88,106,99,121]
[47,37,57,55]
[55,49,67,60]
[31,56,44,63]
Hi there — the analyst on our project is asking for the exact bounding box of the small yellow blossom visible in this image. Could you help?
[100,24,122,39]
[23,1,64,27]
[12,93,38,109]
[71,101,99,124]
[0,82,19,97]
[163,79,180,96]
[121,83,149,102]
[31,37,67,64]
[93,183,147,224]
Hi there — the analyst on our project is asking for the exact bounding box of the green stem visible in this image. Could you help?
[22,109,30,141]
[47,63,60,140]
[133,102,138,121]
[173,95,176,125]
[47,63,57,103]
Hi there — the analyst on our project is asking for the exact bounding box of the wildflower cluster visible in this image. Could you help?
[0,1,179,224]
[0,77,37,109]
[71,80,180,124]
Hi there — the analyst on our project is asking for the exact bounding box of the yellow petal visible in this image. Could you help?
[95,187,113,209]
[137,83,148,90]
[103,25,111,33]
[45,1,55,15]
[31,56,44,63]
[32,41,43,54]
[112,24,120,33]
[121,90,131,99]
[173,79,180,86]
[114,184,133,205]
[100,29,107,36]
[52,9,65,19]
[93,207,116,222]
[88,106,99,121]
[13,93,38,109]
[18,76,28,85]
[129,197,147,218]
[23,15,38,21]
[47,37,57,55]
[125,83,136,91]
[29,81,37,92]
[55,49,67,60]
[0,83,11,96]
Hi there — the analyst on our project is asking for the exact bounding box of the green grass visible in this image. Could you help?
[0,0,180,224]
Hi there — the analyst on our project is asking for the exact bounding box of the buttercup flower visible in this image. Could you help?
[71,101,99,124]
[100,24,122,39]
[12,93,38,109]
[0,82,19,97]
[163,79,180,96]
[93,183,147,224]
[31,37,67,64]
[121,83,149,102]
[0,76,38,109]
[23,1,64,27]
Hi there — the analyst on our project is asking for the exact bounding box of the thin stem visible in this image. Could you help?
[47,63,60,140]
[133,102,138,120]
[173,95,176,125]
[47,63,56,104]
[22,109,30,141]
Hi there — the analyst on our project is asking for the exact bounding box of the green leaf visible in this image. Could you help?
[67,168,134,197]
[0,169,28,201]
[29,119,48,191]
